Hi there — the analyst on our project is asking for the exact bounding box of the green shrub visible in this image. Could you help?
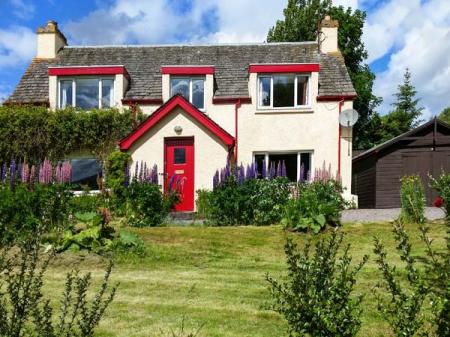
[373,220,429,337]
[399,175,425,224]
[105,150,131,212]
[281,179,345,233]
[113,230,146,256]
[430,171,450,218]
[0,105,143,163]
[206,177,290,226]
[0,235,116,337]
[0,183,73,243]
[127,181,176,227]
[267,231,368,337]
[69,191,104,213]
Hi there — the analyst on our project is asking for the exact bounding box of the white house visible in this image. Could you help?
[7,17,357,212]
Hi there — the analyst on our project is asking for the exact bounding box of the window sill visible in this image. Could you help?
[255,108,314,114]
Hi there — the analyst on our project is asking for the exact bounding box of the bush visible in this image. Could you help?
[206,177,290,226]
[127,181,176,227]
[399,175,425,224]
[195,189,210,219]
[373,220,430,337]
[281,179,345,233]
[69,191,104,213]
[267,231,368,337]
[430,171,450,218]
[0,235,117,336]
[0,183,73,243]
[105,150,131,212]
[0,105,143,163]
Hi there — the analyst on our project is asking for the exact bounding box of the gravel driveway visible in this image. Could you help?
[342,207,446,223]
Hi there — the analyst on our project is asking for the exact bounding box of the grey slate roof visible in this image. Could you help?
[7,42,356,104]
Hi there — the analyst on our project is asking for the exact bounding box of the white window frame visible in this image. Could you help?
[257,74,311,110]
[58,77,115,109]
[170,76,205,110]
[253,150,314,181]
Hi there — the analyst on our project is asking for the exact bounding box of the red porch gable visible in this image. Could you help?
[119,95,235,150]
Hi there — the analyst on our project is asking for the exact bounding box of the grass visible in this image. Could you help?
[43,221,448,337]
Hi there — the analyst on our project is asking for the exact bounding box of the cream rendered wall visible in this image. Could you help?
[136,70,354,194]
[127,106,229,206]
[37,33,66,59]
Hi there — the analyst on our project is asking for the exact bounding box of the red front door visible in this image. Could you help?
[164,137,195,212]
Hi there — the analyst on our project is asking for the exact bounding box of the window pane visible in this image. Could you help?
[102,79,113,108]
[171,78,190,100]
[259,77,271,107]
[268,153,297,182]
[273,75,295,107]
[300,153,311,182]
[60,80,73,108]
[297,76,309,106]
[76,78,99,109]
[71,158,102,190]
[174,148,186,164]
[254,154,266,178]
[192,79,204,109]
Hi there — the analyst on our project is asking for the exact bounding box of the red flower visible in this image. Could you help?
[434,196,444,208]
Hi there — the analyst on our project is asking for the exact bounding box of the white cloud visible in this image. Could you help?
[10,0,35,19]
[368,0,450,117]
[0,26,36,69]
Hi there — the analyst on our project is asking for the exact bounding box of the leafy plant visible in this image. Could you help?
[419,221,450,336]
[373,220,429,337]
[281,179,345,233]
[0,183,73,243]
[206,177,290,226]
[105,150,131,212]
[57,209,115,253]
[429,171,450,219]
[0,235,117,336]
[195,189,210,220]
[399,175,425,224]
[267,231,368,337]
[114,230,146,256]
[127,181,176,227]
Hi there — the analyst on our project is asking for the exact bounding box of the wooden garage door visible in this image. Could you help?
[402,150,450,206]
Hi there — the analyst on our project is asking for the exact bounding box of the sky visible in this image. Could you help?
[0,0,449,119]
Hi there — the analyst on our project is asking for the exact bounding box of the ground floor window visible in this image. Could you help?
[70,158,102,190]
[253,151,312,182]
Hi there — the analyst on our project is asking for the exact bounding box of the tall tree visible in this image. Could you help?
[377,69,423,143]
[439,106,450,124]
[267,1,382,149]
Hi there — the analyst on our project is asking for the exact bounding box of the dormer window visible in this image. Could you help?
[59,77,114,109]
[170,77,205,110]
[258,74,310,109]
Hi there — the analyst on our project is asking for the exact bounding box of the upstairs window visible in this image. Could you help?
[59,78,114,109]
[170,77,205,110]
[258,74,310,109]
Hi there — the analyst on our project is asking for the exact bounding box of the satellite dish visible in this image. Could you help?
[339,109,359,127]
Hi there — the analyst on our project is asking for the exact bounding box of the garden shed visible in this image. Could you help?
[352,118,450,208]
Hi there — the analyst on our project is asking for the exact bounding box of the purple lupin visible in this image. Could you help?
[213,169,219,189]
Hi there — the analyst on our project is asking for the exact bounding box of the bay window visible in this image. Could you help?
[170,77,205,109]
[59,77,114,109]
[254,151,312,182]
[258,74,310,109]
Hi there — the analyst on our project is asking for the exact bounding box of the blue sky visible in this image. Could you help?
[1,0,449,119]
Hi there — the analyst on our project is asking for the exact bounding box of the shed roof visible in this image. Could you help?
[7,42,356,105]
[353,118,450,162]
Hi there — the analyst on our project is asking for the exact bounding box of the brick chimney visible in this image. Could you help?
[319,15,339,53]
[36,20,67,59]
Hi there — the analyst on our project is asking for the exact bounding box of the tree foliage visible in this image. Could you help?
[376,69,424,143]
[267,1,382,149]
[438,106,450,124]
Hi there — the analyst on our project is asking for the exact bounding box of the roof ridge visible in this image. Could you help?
[65,41,318,49]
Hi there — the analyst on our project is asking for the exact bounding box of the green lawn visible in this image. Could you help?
[44,221,447,337]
